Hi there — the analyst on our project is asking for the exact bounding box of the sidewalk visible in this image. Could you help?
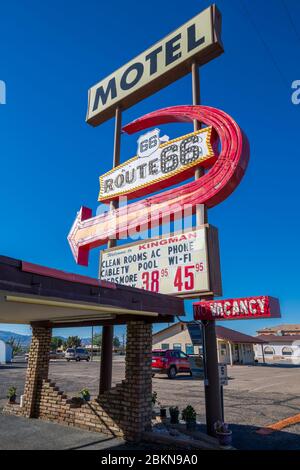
[0,414,125,450]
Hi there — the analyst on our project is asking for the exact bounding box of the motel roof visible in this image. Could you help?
[0,255,184,327]
[152,321,267,344]
[216,325,267,344]
[256,334,300,343]
[257,324,300,334]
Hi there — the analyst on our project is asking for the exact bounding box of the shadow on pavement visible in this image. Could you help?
[255,363,300,369]
[196,422,300,450]
[0,364,27,370]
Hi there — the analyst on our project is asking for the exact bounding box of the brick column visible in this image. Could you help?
[124,321,152,442]
[23,326,52,418]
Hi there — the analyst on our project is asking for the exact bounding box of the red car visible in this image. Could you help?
[152,349,192,379]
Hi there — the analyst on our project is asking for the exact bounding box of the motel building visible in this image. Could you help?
[153,322,266,366]
[254,324,300,365]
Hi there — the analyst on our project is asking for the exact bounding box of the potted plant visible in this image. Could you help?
[182,405,197,431]
[159,404,167,419]
[169,406,179,424]
[214,420,232,446]
[7,386,17,404]
[80,388,91,402]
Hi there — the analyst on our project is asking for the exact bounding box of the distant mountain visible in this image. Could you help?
[0,330,32,346]
[0,330,91,347]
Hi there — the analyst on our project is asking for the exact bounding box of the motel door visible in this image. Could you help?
[233,344,240,364]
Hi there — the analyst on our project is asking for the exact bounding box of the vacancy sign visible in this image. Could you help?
[193,296,281,321]
[99,226,222,298]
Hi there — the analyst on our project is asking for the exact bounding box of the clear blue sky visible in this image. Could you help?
[0,0,299,339]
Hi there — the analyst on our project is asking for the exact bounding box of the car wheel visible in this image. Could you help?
[168,366,177,379]
[76,357,80,362]
[66,359,70,362]
[86,358,90,362]
[152,373,155,378]
[189,370,193,377]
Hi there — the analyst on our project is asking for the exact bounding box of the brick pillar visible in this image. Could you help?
[124,321,152,442]
[23,326,52,418]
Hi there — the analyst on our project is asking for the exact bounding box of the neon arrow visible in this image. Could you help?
[68,105,249,266]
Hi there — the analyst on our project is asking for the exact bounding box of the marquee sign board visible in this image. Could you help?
[86,5,223,126]
[193,296,281,321]
[99,226,222,298]
[99,127,216,202]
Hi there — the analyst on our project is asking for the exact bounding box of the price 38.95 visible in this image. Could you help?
[141,264,203,293]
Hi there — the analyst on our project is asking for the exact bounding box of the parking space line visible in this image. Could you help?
[256,413,300,435]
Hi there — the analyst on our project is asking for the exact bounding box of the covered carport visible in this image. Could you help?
[0,255,184,441]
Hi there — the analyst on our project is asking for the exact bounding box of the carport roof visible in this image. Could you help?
[0,255,184,327]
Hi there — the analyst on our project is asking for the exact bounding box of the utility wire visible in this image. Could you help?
[281,0,300,47]
[238,0,289,88]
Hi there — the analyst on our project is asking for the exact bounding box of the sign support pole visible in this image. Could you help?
[191,61,223,435]
[99,106,122,395]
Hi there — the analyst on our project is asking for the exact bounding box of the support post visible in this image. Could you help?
[191,60,206,225]
[202,320,223,435]
[229,341,233,366]
[23,326,52,418]
[99,106,122,394]
[124,321,152,441]
[192,61,222,435]
[261,343,265,364]
[99,325,114,395]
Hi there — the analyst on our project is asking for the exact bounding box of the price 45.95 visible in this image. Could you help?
[141,264,204,293]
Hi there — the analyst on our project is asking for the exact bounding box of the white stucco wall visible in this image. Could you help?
[153,327,199,354]
[153,326,255,364]
[0,340,12,363]
[254,340,300,364]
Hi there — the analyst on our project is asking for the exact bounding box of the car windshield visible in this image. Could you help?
[76,349,84,353]
[66,348,75,353]
[152,351,166,357]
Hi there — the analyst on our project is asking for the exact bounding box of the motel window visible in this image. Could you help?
[185,344,194,355]
[264,346,275,355]
[282,347,293,356]
[173,343,182,351]
[161,343,169,350]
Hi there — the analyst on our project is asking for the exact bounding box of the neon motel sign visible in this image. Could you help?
[86,5,223,126]
[99,127,216,201]
[68,105,249,266]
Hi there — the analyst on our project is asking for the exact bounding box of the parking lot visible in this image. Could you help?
[1,357,300,449]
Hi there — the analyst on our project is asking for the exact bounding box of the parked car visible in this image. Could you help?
[49,350,65,360]
[65,347,90,362]
[152,349,192,379]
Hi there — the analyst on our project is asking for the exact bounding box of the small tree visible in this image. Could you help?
[93,333,102,347]
[7,337,22,355]
[113,336,120,348]
[64,336,81,349]
[51,337,63,351]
